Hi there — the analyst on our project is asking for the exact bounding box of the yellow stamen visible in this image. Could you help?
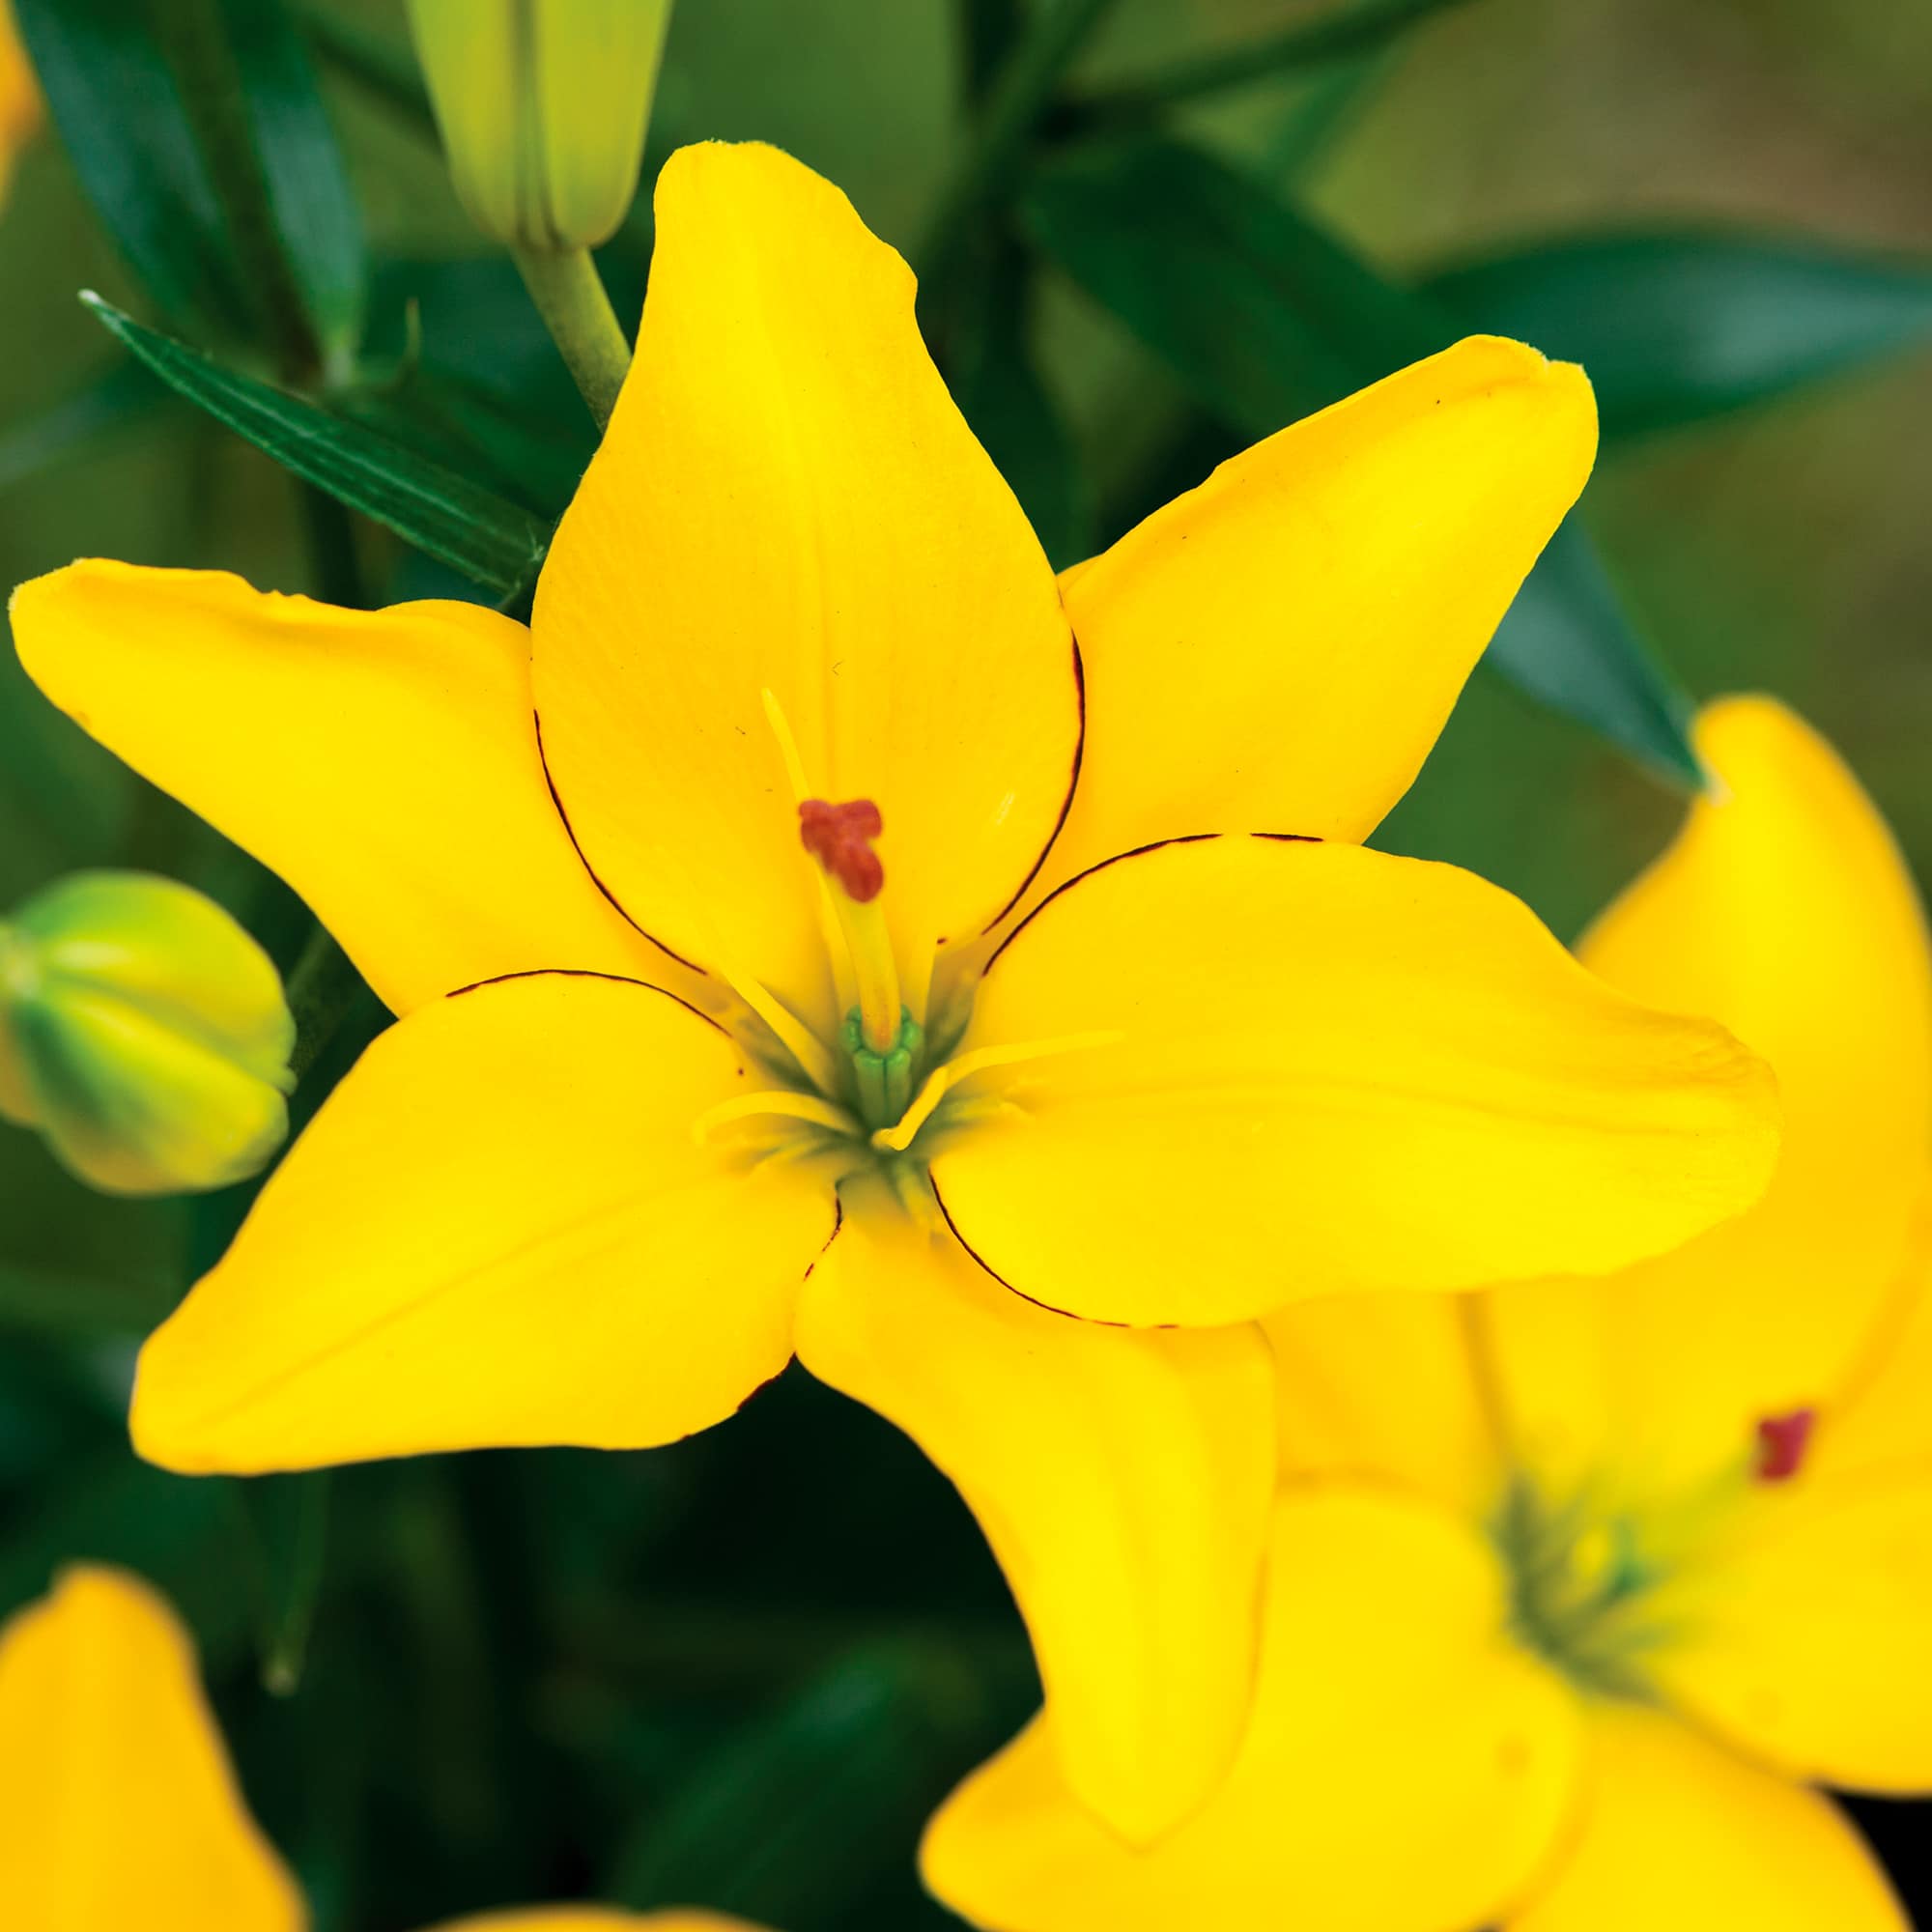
[714,953,841,1096]
[694,1088,860,1147]
[870,1030,1125,1153]
[838,894,902,1055]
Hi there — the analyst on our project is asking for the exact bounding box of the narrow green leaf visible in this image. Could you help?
[1023,137,1704,785]
[1067,0,1474,123]
[14,0,247,346]
[1424,229,1932,442]
[85,295,553,598]
[14,0,366,373]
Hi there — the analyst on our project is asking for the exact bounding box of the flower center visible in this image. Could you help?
[1491,1477,1668,1698]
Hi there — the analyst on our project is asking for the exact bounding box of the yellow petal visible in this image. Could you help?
[923,1488,1579,1932]
[532,142,1080,1031]
[1264,1292,1500,1514]
[1485,697,1932,1493]
[1040,337,1595,887]
[1820,1184,1932,1478]
[10,562,660,1015]
[930,836,1777,1326]
[1507,1706,1904,1932]
[132,972,835,1473]
[794,1204,1273,1844]
[0,1565,305,1931]
[1652,1468,1932,1793]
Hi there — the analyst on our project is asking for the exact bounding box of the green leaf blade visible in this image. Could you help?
[1425,230,1932,442]
[85,296,551,598]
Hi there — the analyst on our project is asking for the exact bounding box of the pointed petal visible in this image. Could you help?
[931,836,1777,1326]
[0,1566,305,1931]
[10,562,659,1014]
[1653,1468,1932,1792]
[1507,1708,1905,1932]
[794,1207,1273,1843]
[923,1488,1579,1932]
[1042,337,1594,886]
[533,142,1080,1028]
[1485,698,1932,1493]
[132,972,835,1473]
[1264,1292,1500,1513]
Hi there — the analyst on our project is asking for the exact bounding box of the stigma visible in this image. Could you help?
[1754,1407,1816,1483]
[799,798,885,901]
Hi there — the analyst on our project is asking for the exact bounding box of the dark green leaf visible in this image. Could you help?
[1424,230,1932,442]
[14,0,366,374]
[85,295,553,598]
[949,245,1093,568]
[1066,0,1475,123]
[1023,137,1703,785]
[611,1641,1025,1926]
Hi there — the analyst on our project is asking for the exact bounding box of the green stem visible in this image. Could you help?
[918,0,1126,298]
[1067,0,1472,123]
[512,245,634,429]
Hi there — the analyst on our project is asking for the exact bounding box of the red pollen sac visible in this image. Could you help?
[799,798,885,902]
[1754,1407,1817,1483]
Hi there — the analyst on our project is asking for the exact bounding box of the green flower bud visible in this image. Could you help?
[0,872,295,1197]
[406,0,672,253]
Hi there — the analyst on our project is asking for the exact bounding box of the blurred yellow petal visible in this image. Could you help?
[1486,697,1932,1493]
[132,972,835,1473]
[924,1488,1579,1932]
[1820,1187,1932,1479]
[0,1565,304,1932]
[1265,1292,1500,1513]
[1044,337,1595,883]
[533,141,1079,1031]
[1508,1706,1904,1932]
[1653,1469,1932,1792]
[10,562,659,1015]
[794,1207,1273,1844]
[931,836,1777,1326]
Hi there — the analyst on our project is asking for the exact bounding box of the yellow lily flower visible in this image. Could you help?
[0,1563,765,1932]
[926,696,1930,1932]
[9,142,1777,1846]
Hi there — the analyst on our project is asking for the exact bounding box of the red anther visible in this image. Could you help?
[799,798,885,902]
[1754,1407,1816,1483]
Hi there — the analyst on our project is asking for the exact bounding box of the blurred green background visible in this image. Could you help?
[4,0,1932,1925]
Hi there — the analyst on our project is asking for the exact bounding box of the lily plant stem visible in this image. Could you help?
[513,245,633,430]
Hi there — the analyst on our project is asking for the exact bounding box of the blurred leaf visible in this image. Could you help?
[244,1471,330,1695]
[1067,0,1474,123]
[0,1260,176,1341]
[951,246,1093,567]
[612,1640,1022,1928]
[1024,137,1703,785]
[1424,230,1932,442]
[14,0,366,375]
[293,0,437,136]
[0,359,172,493]
[86,295,553,598]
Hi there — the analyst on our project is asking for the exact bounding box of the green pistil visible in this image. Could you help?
[841,1006,923,1133]
[1491,1477,1667,1700]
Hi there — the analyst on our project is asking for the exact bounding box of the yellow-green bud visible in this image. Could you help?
[406,0,672,253]
[0,872,295,1197]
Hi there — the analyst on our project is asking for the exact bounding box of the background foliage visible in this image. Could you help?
[4,0,1932,1924]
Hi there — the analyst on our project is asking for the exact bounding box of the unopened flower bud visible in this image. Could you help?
[0,872,295,1196]
[406,0,672,253]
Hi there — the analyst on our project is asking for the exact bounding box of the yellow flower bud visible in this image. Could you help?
[406,0,672,253]
[0,872,295,1196]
